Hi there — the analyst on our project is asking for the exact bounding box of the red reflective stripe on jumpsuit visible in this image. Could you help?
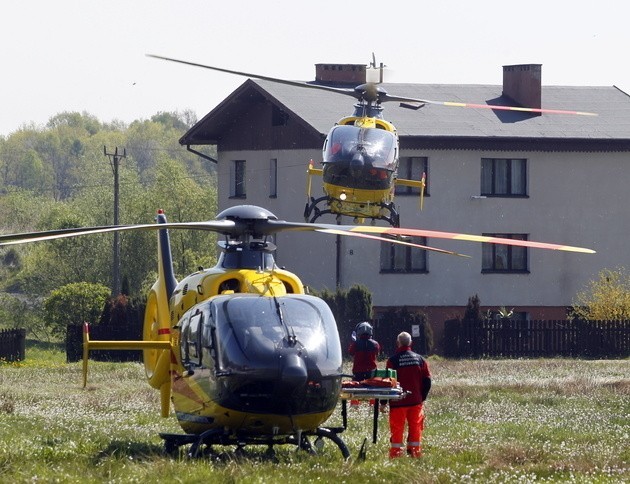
[389,404,424,458]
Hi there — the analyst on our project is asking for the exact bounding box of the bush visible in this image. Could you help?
[316,285,372,350]
[572,267,630,321]
[44,282,111,334]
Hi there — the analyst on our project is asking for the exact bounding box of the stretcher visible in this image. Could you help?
[340,376,408,444]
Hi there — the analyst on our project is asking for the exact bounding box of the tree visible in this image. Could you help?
[345,285,373,327]
[571,267,630,321]
[0,110,219,302]
[378,307,433,355]
[148,157,218,277]
[463,294,483,322]
[43,282,111,334]
[0,189,55,233]
[0,293,49,339]
[316,284,372,350]
[46,111,102,135]
[0,293,29,329]
[151,111,194,131]
[0,131,53,194]
[14,209,110,295]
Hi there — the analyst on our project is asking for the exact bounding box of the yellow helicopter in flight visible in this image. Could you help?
[0,205,594,458]
[147,54,596,227]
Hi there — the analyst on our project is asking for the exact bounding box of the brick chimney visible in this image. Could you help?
[315,63,366,85]
[502,64,542,112]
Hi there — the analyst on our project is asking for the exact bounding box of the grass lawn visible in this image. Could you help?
[0,342,628,483]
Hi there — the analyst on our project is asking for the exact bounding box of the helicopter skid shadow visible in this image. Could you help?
[93,440,165,464]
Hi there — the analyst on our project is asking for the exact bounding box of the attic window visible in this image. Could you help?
[272,105,289,126]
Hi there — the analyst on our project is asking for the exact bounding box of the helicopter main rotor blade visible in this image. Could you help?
[0,220,237,247]
[386,93,597,116]
[0,209,595,255]
[148,54,595,115]
[265,220,595,254]
[315,228,469,257]
[349,226,596,253]
[146,54,361,100]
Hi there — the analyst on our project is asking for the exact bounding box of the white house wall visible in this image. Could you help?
[218,148,629,309]
[218,149,337,291]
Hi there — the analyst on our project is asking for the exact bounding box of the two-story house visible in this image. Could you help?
[179,62,630,349]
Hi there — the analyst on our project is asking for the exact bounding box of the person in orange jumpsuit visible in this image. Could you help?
[381,331,431,458]
[348,322,380,407]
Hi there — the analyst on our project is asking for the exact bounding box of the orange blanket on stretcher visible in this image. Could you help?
[342,377,397,388]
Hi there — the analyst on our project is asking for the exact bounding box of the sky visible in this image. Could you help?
[1,0,628,136]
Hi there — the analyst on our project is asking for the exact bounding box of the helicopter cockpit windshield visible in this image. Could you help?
[217,244,275,271]
[211,294,342,373]
[322,125,397,190]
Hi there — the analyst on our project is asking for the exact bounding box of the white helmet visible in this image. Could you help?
[355,322,373,338]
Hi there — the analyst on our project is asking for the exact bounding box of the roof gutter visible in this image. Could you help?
[185,145,218,164]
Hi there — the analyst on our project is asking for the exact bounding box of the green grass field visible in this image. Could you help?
[0,342,628,483]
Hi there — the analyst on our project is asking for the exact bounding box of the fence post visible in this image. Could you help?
[17,328,25,361]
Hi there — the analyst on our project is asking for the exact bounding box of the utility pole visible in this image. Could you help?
[104,146,126,296]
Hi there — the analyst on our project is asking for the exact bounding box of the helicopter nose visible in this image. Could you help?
[279,353,307,392]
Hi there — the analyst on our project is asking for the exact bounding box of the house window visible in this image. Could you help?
[482,234,528,273]
[396,157,428,196]
[269,158,277,197]
[380,237,428,273]
[481,158,527,196]
[229,160,246,198]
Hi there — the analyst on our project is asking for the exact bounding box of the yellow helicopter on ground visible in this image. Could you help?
[0,205,594,458]
[147,54,595,227]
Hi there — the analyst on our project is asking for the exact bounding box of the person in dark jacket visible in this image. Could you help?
[381,331,431,458]
[348,322,381,407]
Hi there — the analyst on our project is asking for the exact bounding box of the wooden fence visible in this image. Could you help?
[443,319,630,358]
[0,328,26,362]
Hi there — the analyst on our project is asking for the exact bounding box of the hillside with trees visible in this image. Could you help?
[0,111,218,336]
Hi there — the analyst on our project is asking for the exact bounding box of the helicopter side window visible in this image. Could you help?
[186,312,203,367]
[200,310,216,369]
[179,313,191,367]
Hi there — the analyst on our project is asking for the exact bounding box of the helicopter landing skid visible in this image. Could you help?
[304,196,400,227]
[159,426,350,460]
